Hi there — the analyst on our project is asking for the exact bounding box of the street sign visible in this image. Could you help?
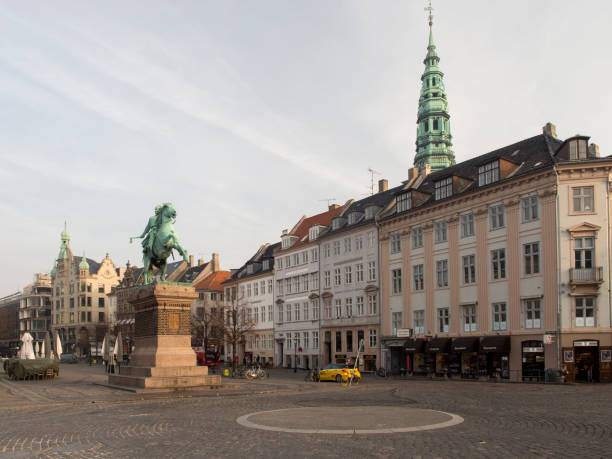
[396,328,412,338]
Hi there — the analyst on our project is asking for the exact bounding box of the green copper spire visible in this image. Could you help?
[79,251,90,271]
[414,5,455,173]
[50,260,57,277]
[57,221,71,260]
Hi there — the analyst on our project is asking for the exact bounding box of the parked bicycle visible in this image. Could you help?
[305,368,320,382]
[245,364,268,380]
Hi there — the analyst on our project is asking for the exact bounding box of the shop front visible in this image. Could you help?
[573,340,599,382]
[404,338,426,375]
[362,354,377,372]
[521,340,545,382]
[425,338,451,376]
[480,336,511,379]
[382,338,407,375]
[451,337,479,379]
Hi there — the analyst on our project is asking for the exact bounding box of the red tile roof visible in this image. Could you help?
[194,270,231,291]
[277,202,349,253]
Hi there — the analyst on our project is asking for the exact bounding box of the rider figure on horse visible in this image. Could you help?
[131,205,162,254]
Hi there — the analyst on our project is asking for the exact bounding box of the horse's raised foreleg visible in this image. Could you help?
[160,261,168,281]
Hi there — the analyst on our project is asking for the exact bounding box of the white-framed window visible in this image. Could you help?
[367,295,377,315]
[344,266,352,284]
[460,212,475,238]
[312,300,319,320]
[344,237,352,253]
[572,186,594,213]
[286,332,291,349]
[348,212,360,225]
[413,310,425,334]
[303,332,309,349]
[324,271,331,288]
[345,297,353,317]
[333,241,341,255]
[268,305,273,321]
[277,258,283,269]
[491,248,506,280]
[268,279,273,293]
[293,276,299,292]
[313,331,319,349]
[569,138,589,160]
[356,296,364,316]
[436,260,448,288]
[356,263,364,282]
[396,192,411,213]
[412,226,424,249]
[260,281,266,295]
[521,195,539,222]
[367,231,376,248]
[324,299,332,319]
[311,272,318,290]
[311,248,318,262]
[303,302,309,321]
[390,232,401,254]
[334,268,341,286]
[492,302,507,330]
[574,237,594,269]
[302,274,309,291]
[523,242,540,275]
[392,312,403,335]
[437,307,449,333]
[355,235,363,251]
[575,297,595,327]
[284,278,291,294]
[247,335,252,350]
[302,251,309,264]
[523,299,541,329]
[489,204,505,230]
[369,329,377,347]
[309,226,320,241]
[462,304,477,332]
[323,244,330,258]
[335,299,342,318]
[285,255,290,267]
[434,177,453,200]
[254,336,259,349]
[434,220,448,243]
[253,307,258,323]
[278,305,283,323]
[368,261,376,281]
[247,284,252,297]
[293,254,300,266]
[392,268,402,294]
[286,304,292,322]
[478,160,499,186]
[254,283,258,296]
[462,255,476,284]
[413,264,424,291]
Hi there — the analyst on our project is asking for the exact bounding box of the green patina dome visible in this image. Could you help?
[79,252,90,271]
[414,19,455,173]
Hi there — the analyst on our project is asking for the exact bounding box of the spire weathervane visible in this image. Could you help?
[425,0,434,27]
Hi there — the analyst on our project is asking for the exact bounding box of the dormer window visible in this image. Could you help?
[347,212,361,225]
[365,206,378,220]
[281,235,297,249]
[396,192,412,213]
[263,259,270,270]
[478,160,499,186]
[332,218,341,230]
[434,177,453,200]
[569,138,588,160]
[247,264,254,274]
[309,226,320,241]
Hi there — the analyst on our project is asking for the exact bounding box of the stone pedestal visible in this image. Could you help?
[108,282,221,390]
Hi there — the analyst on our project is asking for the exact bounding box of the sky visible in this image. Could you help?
[1,0,611,294]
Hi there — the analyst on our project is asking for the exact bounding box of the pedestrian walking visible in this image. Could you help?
[242,355,246,367]
[587,365,593,383]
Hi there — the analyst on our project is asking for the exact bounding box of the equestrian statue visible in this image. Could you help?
[130,203,189,284]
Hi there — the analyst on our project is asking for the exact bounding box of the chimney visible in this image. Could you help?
[588,143,600,158]
[378,179,388,193]
[212,253,220,271]
[543,122,557,138]
[419,163,431,177]
[198,258,204,266]
[189,255,194,267]
[407,167,418,182]
[281,229,288,236]
[328,204,339,211]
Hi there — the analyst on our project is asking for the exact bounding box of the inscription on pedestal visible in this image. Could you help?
[169,312,179,330]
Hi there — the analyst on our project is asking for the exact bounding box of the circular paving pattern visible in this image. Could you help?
[236,406,464,434]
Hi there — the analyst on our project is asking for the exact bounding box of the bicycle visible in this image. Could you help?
[340,372,360,387]
[304,368,320,382]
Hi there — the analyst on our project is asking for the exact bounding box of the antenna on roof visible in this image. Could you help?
[319,198,336,208]
[368,168,380,196]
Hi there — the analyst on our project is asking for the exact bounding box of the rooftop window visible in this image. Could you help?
[365,206,378,220]
[309,226,320,241]
[569,139,589,160]
[347,212,361,225]
[434,177,453,200]
[396,192,412,213]
[478,160,499,186]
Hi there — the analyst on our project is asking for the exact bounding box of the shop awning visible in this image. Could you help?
[425,338,451,353]
[480,336,510,353]
[452,337,479,353]
[384,339,407,348]
[404,338,425,353]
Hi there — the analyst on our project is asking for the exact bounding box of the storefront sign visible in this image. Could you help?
[574,341,598,347]
[542,334,554,344]
[396,328,412,338]
[523,347,544,353]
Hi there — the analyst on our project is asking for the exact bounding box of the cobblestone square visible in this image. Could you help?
[1,364,611,457]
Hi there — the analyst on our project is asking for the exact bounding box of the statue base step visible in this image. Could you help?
[108,365,221,389]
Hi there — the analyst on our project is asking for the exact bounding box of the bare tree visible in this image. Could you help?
[219,293,255,371]
[191,300,223,349]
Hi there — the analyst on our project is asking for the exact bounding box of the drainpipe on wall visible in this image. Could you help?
[607,172,612,328]
[554,166,562,369]
[375,215,383,371]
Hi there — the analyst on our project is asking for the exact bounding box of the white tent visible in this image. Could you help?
[20,333,36,360]
[113,331,123,361]
[55,333,63,360]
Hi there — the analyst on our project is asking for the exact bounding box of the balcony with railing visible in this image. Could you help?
[569,267,604,288]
